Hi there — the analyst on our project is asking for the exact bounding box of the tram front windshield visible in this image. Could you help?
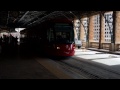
[54,24,74,44]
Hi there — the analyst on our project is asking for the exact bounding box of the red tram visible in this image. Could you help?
[41,18,75,56]
[25,18,75,57]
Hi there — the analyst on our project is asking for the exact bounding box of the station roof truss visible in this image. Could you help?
[0,11,110,31]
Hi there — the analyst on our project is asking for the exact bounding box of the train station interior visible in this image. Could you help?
[1,11,120,79]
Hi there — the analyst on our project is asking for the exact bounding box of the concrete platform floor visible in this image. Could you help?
[1,43,120,79]
[0,44,58,79]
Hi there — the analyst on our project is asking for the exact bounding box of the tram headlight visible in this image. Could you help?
[57,47,60,49]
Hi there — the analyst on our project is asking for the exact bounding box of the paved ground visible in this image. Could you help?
[74,48,120,74]
[1,43,120,79]
[0,44,58,79]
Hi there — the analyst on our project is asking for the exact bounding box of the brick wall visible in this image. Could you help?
[115,11,120,43]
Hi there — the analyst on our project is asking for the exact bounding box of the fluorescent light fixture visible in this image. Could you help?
[15,28,26,32]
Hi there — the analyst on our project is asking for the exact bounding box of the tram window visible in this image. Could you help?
[56,32,71,43]
[47,29,54,42]
[54,24,74,43]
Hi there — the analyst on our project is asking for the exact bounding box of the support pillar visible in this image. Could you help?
[114,11,120,51]
[99,13,105,49]
[73,19,78,40]
[80,18,85,42]
[80,18,86,47]
[86,18,89,48]
[110,11,116,51]
[88,16,94,48]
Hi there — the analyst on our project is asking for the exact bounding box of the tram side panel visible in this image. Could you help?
[25,19,75,56]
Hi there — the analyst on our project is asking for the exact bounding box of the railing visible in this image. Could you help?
[102,43,111,50]
[89,42,120,51]
[82,42,86,47]
[118,44,120,51]
[115,44,120,51]
[90,42,99,48]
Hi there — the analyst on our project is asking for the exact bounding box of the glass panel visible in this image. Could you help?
[54,23,74,44]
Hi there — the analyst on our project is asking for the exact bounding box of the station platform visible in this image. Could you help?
[0,44,58,79]
[1,43,120,79]
[74,48,120,76]
[88,48,120,55]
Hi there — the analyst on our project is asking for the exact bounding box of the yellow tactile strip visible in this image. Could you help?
[36,58,73,79]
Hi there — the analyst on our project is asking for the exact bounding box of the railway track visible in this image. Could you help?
[52,56,120,79]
